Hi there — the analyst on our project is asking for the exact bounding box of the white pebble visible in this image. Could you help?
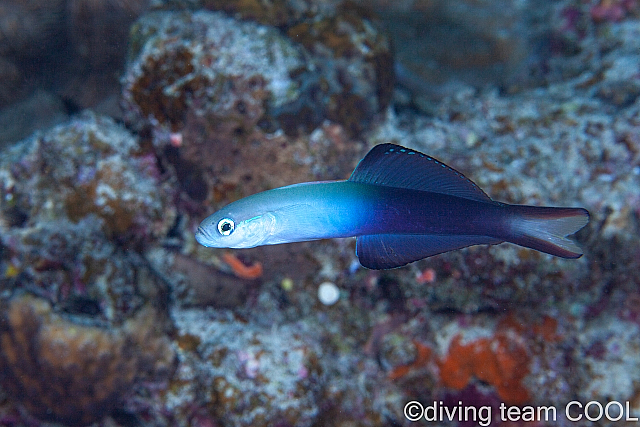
[318,282,340,306]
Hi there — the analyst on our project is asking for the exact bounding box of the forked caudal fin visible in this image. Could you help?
[507,205,589,258]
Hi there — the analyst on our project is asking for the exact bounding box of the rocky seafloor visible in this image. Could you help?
[0,0,639,426]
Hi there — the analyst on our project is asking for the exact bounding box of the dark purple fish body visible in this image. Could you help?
[344,144,589,269]
[349,186,508,236]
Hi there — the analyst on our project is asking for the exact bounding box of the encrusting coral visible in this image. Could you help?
[385,315,540,406]
[0,294,175,425]
[438,333,530,405]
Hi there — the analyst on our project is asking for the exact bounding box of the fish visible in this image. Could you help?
[196,143,589,269]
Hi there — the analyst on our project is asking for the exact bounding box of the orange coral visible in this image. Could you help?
[386,314,561,405]
[438,332,530,405]
[388,340,433,380]
[498,314,562,343]
[386,330,530,405]
[415,267,436,284]
[531,316,560,342]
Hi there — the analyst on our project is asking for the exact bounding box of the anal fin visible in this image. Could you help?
[356,234,502,269]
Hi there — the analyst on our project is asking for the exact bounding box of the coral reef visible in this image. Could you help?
[1,111,172,242]
[122,9,362,208]
[122,10,305,134]
[0,294,174,425]
[196,0,343,27]
[0,112,174,321]
[1,0,640,426]
[169,307,325,427]
[284,2,394,136]
[577,317,640,402]
[122,2,392,143]
[382,315,553,407]
[366,10,640,313]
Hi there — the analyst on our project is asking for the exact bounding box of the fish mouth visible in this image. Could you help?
[195,226,213,247]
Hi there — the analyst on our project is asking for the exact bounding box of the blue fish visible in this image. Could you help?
[196,144,589,269]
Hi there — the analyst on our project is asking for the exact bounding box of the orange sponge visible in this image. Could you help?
[438,333,530,405]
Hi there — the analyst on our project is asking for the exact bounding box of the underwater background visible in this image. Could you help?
[0,0,639,426]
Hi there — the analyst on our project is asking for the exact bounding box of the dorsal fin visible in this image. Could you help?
[349,143,493,202]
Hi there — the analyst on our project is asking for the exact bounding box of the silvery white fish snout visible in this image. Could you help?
[195,226,212,247]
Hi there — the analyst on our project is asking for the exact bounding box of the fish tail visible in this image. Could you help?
[506,205,589,258]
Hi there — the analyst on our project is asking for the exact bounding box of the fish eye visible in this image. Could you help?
[217,218,235,236]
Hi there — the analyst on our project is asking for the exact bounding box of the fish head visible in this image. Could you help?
[196,210,277,248]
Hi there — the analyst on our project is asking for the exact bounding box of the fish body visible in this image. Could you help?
[196,144,589,269]
[201,181,506,240]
